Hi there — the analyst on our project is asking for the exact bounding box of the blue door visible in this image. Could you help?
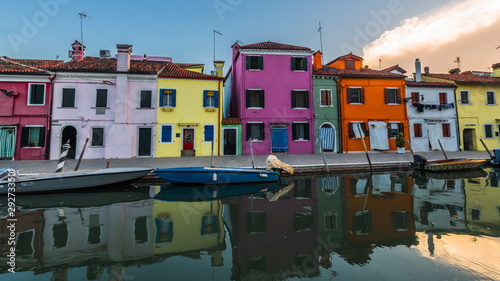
[271,127,288,152]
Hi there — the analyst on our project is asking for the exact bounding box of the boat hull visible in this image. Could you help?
[414,159,486,172]
[0,167,152,194]
[153,167,279,184]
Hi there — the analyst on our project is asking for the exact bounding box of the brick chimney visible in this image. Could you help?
[116,44,132,72]
[493,63,500,78]
[214,61,225,77]
[415,58,421,82]
[313,51,322,69]
[449,68,460,74]
[71,40,85,61]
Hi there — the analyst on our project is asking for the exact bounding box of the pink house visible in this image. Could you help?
[0,58,61,160]
[228,41,315,155]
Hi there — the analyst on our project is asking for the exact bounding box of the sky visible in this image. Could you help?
[1,0,499,75]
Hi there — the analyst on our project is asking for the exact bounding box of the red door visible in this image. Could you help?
[183,128,194,150]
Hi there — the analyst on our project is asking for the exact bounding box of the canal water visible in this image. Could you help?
[1,168,500,280]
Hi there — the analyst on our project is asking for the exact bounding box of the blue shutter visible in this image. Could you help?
[161,125,172,142]
[205,125,214,142]
[159,89,164,107]
[171,89,176,107]
[214,91,219,108]
[203,90,207,107]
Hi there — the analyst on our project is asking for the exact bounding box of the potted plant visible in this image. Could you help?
[395,132,405,154]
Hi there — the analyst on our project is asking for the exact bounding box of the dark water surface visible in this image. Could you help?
[1,168,500,280]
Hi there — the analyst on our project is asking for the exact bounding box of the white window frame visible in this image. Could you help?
[386,87,399,105]
[94,89,109,108]
[292,89,308,109]
[60,87,77,108]
[162,89,174,108]
[247,88,264,109]
[90,127,105,147]
[203,124,215,143]
[160,124,173,143]
[205,89,217,108]
[319,89,333,107]
[293,121,309,141]
[460,90,470,105]
[27,83,46,106]
[388,122,402,139]
[484,124,495,139]
[23,125,43,148]
[247,121,264,142]
[486,90,496,105]
[138,89,154,109]
[348,87,362,105]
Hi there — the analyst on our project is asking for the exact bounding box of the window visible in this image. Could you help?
[484,124,494,139]
[15,230,34,256]
[246,56,263,70]
[155,218,173,243]
[439,92,447,104]
[486,91,496,105]
[291,57,307,71]
[134,217,148,244]
[414,123,423,138]
[161,125,173,143]
[203,90,218,108]
[246,90,264,108]
[91,127,104,146]
[28,84,45,105]
[460,90,470,105]
[294,212,313,232]
[291,90,309,109]
[320,89,332,106]
[61,88,75,108]
[347,88,364,104]
[95,89,108,108]
[353,211,372,235]
[246,123,264,141]
[442,123,451,137]
[292,122,309,140]
[20,126,45,147]
[201,215,218,235]
[160,89,176,107]
[392,211,409,231]
[87,214,101,245]
[411,92,420,105]
[204,125,214,142]
[348,122,366,139]
[247,212,266,233]
[140,90,152,108]
[388,122,404,138]
[324,213,338,230]
[52,223,68,249]
[384,88,400,104]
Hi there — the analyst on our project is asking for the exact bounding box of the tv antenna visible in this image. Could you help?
[78,12,92,45]
[213,30,223,62]
[496,45,500,50]
[378,58,383,70]
[454,56,461,70]
[317,21,324,63]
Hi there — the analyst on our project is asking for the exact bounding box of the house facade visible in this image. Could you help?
[229,41,315,155]
[422,65,500,151]
[325,54,408,153]
[0,58,61,160]
[156,62,224,157]
[49,42,167,160]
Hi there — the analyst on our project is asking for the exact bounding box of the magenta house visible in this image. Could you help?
[0,58,61,160]
[229,41,315,155]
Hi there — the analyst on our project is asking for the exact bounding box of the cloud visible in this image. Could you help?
[363,0,500,68]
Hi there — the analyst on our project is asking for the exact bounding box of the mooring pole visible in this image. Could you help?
[320,139,329,173]
[479,138,493,158]
[437,139,448,159]
[249,139,255,169]
[357,124,373,173]
[55,140,70,173]
[211,138,215,168]
[74,138,89,171]
[406,139,415,158]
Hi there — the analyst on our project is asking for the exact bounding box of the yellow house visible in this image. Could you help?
[157,62,224,157]
[422,66,500,151]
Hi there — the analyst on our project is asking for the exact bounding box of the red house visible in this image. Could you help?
[0,58,61,160]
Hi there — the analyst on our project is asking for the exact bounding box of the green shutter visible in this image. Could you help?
[302,58,308,71]
[246,56,251,70]
[291,91,296,108]
[291,57,296,71]
[258,56,263,70]
[20,127,29,147]
[304,91,309,108]
[38,127,45,147]
[259,90,265,108]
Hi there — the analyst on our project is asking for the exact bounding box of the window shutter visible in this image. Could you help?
[246,56,251,70]
[327,90,332,105]
[304,91,310,108]
[398,123,404,135]
[387,124,392,138]
[291,57,296,71]
[360,88,365,104]
[259,123,265,140]
[361,123,368,137]
[171,89,176,107]
[38,127,46,147]
[303,58,308,71]
[214,91,219,108]
[259,90,265,108]
[396,89,401,104]
[304,123,310,140]
[258,56,263,70]
[246,90,251,108]
[292,123,297,139]
[205,125,214,141]
[203,90,207,107]
[159,89,164,107]
[348,123,354,138]
[162,126,171,142]
[347,88,352,104]
[20,127,29,147]
[384,89,389,104]
[291,91,297,108]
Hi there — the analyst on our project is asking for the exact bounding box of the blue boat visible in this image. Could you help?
[153,167,280,184]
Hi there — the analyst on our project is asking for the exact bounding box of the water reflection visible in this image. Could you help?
[0,168,499,280]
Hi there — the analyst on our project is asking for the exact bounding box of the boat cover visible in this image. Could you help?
[492,148,500,166]
[0,168,18,181]
[266,155,294,174]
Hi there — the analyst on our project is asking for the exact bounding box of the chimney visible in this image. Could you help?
[213,61,225,77]
[415,58,421,82]
[70,40,85,61]
[492,63,500,78]
[231,42,240,62]
[449,68,460,74]
[313,51,322,69]
[424,66,429,74]
[116,44,133,72]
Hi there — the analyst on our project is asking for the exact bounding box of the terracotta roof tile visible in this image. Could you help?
[325,53,363,66]
[0,58,62,74]
[492,63,500,69]
[405,80,455,88]
[423,73,500,85]
[240,41,311,51]
[382,64,407,74]
[222,118,241,125]
[159,62,222,80]
[50,57,166,74]
[313,65,405,79]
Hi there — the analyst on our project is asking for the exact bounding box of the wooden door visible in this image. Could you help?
[183,128,194,150]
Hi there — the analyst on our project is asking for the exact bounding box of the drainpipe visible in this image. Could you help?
[336,76,343,153]
[46,73,57,160]
[218,78,222,156]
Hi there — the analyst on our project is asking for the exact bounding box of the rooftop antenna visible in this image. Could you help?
[496,45,500,49]
[78,12,91,45]
[213,30,223,62]
[378,58,382,70]
[454,56,461,70]
[317,21,324,64]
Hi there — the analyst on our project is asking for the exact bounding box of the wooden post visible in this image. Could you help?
[249,139,255,169]
[479,138,493,158]
[74,138,89,171]
[320,139,329,173]
[106,159,111,168]
[357,124,373,173]
[437,139,448,159]
[406,139,415,158]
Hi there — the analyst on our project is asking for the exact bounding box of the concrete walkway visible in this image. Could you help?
[0,151,492,174]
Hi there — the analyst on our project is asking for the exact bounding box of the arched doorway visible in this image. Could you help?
[319,123,336,152]
[61,126,77,159]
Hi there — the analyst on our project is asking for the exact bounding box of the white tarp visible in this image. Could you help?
[427,123,443,150]
[368,121,389,150]
[354,123,365,138]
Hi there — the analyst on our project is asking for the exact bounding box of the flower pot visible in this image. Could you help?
[397,147,405,154]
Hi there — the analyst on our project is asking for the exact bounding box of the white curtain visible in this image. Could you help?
[369,121,389,150]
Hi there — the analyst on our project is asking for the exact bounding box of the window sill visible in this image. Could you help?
[249,140,263,142]
[247,107,263,110]
[293,70,306,72]
[293,139,309,142]
[248,69,262,71]
[57,107,77,109]
[348,103,363,105]
[22,146,41,149]
[292,107,309,110]
[137,107,155,110]
[387,103,401,105]
[27,104,45,106]
[486,104,497,106]
[319,105,333,107]
[91,107,110,109]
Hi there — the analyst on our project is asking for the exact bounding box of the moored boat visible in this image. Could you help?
[153,167,279,185]
[411,154,486,172]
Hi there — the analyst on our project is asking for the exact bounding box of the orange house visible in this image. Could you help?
[319,53,409,153]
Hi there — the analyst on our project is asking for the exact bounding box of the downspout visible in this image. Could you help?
[337,76,343,153]
[218,78,222,156]
[46,73,57,160]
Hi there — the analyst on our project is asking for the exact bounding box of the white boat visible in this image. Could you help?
[0,167,152,194]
